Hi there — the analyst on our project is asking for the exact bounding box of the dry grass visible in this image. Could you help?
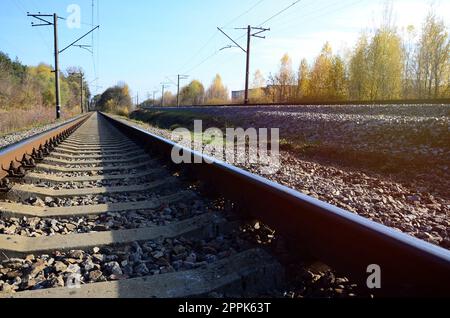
[0,106,78,136]
[114,107,130,117]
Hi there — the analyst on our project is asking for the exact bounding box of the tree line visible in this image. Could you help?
[97,7,448,112]
[93,82,133,116]
[0,52,91,134]
[261,10,449,103]
[139,8,448,106]
[138,74,229,107]
[0,52,90,114]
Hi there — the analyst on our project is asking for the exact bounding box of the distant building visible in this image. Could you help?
[231,88,262,103]
[231,90,245,102]
[232,85,299,103]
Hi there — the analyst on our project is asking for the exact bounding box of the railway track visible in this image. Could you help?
[0,113,284,298]
[0,112,449,298]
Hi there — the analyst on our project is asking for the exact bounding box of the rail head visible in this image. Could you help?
[100,111,450,297]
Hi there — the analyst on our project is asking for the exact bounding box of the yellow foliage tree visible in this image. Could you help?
[366,28,404,100]
[205,74,229,104]
[297,58,310,100]
[249,69,269,103]
[309,42,333,100]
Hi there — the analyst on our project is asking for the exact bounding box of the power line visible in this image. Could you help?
[257,0,316,26]
[258,0,303,27]
[221,0,266,28]
[176,74,189,107]
[273,0,364,34]
[90,0,98,91]
[180,0,303,88]
[160,82,171,107]
[178,32,218,73]
[232,0,302,42]
[56,16,93,26]
[27,10,100,119]
[264,0,340,31]
[91,0,95,47]
[59,25,100,54]
[27,13,62,119]
[96,0,101,95]
[184,50,220,74]
[217,26,269,104]
[178,0,267,74]
[11,0,53,53]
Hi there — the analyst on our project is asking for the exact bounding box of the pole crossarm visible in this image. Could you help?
[27,12,62,118]
[27,13,53,17]
[217,27,246,53]
[27,13,53,26]
[160,83,171,107]
[220,45,236,51]
[74,45,93,54]
[31,23,52,27]
[165,77,177,86]
[176,75,189,107]
[59,25,100,54]
[217,25,270,105]
[252,28,270,38]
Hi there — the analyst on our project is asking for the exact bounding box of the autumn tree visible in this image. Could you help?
[297,58,310,100]
[96,83,132,115]
[161,91,176,106]
[0,51,95,134]
[329,55,348,100]
[249,69,269,103]
[416,11,450,98]
[349,34,370,100]
[66,67,91,113]
[366,27,404,100]
[180,80,205,105]
[309,42,333,100]
[268,53,296,102]
[205,74,229,104]
[401,25,418,98]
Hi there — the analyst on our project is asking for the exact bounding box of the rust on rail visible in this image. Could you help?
[0,113,92,186]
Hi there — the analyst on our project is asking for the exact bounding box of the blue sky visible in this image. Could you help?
[1,0,449,100]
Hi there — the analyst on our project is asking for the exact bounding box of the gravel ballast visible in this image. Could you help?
[112,107,450,250]
[0,116,83,150]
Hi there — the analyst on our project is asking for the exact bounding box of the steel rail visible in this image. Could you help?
[0,113,92,182]
[141,97,450,108]
[100,111,450,297]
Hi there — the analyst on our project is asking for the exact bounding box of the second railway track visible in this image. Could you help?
[0,112,449,298]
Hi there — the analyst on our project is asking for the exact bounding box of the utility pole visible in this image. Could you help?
[152,90,158,106]
[217,26,269,105]
[28,12,99,119]
[160,83,170,107]
[80,73,83,113]
[70,71,85,113]
[177,74,189,107]
[245,25,251,105]
[28,13,61,119]
[53,14,61,118]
